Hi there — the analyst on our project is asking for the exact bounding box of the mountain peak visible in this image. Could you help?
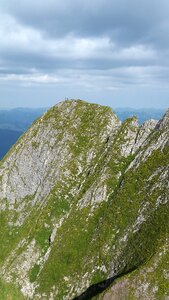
[0,100,168,300]
[156,107,169,130]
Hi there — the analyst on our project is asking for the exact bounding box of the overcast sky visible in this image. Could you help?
[0,0,169,108]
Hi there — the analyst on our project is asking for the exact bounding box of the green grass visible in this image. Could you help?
[0,100,168,299]
[0,279,25,300]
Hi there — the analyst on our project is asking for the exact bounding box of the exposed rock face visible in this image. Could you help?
[132,118,158,153]
[0,99,168,300]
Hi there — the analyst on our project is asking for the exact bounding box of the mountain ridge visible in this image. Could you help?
[0,105,164,160]
[0,99,168,300]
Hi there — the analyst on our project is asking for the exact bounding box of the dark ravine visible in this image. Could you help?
[73,266,139,300]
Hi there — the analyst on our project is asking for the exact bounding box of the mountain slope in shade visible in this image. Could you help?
[0,100,168,300]
[0,129,22,160]
[0,108,48,160]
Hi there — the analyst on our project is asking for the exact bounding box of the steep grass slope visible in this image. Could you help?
[0,100,168,300]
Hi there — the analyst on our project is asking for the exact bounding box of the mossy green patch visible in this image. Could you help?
[29,264,41,283]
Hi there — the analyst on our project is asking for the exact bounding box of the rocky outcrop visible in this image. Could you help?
[132,118,158,153]
[0,99,168,300]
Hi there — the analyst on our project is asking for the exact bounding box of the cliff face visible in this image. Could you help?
[0,100,168,300]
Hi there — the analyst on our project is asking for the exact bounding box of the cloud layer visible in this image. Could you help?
[0,0,169,107]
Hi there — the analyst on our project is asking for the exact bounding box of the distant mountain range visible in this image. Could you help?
[114,107,165,124]
[0,129,22,160]
[0,108,48,132]
[0,108,47,160]
[0,106,166,160]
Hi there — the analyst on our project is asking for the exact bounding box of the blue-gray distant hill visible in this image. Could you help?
[114,107,165,124]
[0,129,22,160]
[0,108,48,160]
[0,108,48,132]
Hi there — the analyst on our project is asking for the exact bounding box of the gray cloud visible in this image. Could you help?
[4,0,169,44]
[0,0,169,108]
